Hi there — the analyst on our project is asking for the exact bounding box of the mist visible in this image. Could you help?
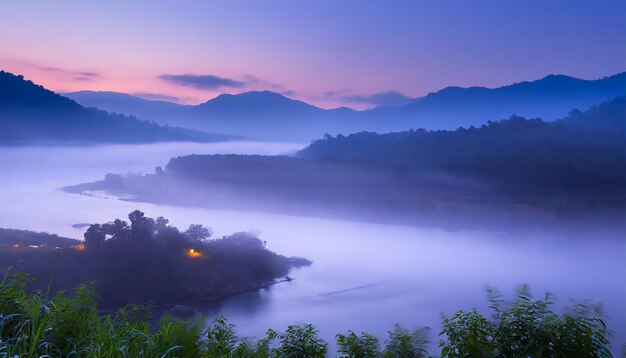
[1,141,624,352]
[1,0,624,354]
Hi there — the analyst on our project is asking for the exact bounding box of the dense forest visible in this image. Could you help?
[0,71,235,144]
[300,97,626,209]
[0,211,309,309]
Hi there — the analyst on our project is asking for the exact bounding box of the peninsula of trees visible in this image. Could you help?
[0,211,310,309]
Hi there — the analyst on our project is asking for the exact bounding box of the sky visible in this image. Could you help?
[1,0,624,109]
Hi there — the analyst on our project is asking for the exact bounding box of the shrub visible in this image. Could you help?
[0,274,615,357]
[439,285,612,357]
[337,330,381,357]
[268,324,328,358]
[382,325,430,358]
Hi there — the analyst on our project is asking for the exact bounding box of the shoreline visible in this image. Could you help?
[63,185,626,242]
[96,276,294,315]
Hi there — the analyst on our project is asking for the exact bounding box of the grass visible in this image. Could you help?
[0,272,617,357]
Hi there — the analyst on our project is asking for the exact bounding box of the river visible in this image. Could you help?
[1,142,624,353]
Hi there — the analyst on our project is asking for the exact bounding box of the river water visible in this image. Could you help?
[1,142,624,353]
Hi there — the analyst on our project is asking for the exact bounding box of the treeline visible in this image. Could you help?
[0,211,309,309]
[0,277,613,357]
[300,97,626,209]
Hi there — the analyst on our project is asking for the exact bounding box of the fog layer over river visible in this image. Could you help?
[1,142,624,351]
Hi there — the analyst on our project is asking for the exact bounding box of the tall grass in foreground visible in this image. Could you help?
[0,273,615,357]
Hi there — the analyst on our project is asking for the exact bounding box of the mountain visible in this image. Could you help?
[63,90,188,119]
[64,89,354,141]
[65,90,362,141]
[0,71,236,144]
[195,91,319,114]
[182,91,353,140]
[65,72,626,141]
[363,72,626,132]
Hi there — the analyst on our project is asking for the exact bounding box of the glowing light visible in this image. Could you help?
[74,243,86,251]
[186,248,202,258]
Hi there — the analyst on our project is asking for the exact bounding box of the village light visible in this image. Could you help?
[186,248,202,258]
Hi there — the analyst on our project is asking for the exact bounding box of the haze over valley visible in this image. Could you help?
[1,0,625,356]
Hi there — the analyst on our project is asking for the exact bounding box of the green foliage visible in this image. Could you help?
[268,324,328,358]
[382,325,430,358]
[0,272,204,357]
[439,286,613,357]
[0,276,616,357]
[336,330,381,357]
[204,316,238,357]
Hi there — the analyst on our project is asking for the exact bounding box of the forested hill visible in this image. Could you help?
[0,71,235,144]
[0,228,78,248]
[300,98,626,202]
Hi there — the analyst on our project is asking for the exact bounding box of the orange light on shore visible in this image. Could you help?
[74,243,86,251]
[186,248,202,258]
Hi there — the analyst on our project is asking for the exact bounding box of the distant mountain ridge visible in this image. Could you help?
[0,71,236,144]
[61,71,626,141]
[419,73,626,103]
[366,72,626,131]
[64,89,342,140]
[64,90,187,119]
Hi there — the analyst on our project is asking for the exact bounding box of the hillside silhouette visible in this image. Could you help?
[0,71,236,144]
[65,72,626,141]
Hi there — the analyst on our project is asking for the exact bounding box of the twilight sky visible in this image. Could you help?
[1,0,624,109]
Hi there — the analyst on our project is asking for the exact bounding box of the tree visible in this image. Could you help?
[84,224,105,249]
[155,216,169,231]
[185,224,212,242]
[102,219,130,240]
[128,210,155,240]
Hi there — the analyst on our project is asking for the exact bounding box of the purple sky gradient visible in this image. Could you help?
[1,0,624,109]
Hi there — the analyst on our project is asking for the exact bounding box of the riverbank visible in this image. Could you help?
[63,172,626,241]
[97,276,295,315]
